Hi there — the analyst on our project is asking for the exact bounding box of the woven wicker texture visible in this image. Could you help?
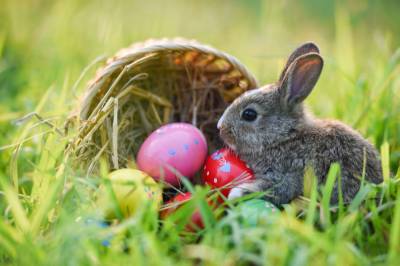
[72,38,259,173]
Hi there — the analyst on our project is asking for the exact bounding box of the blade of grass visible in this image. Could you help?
[388,189,400,264]
[348,185,372,213]
[30,173,65,235]
[0,176,30,233]
[305,173,319,225]
[102,178,124,220]
[10,86,53,189]
[321,163,340,227]
[193,187,216,229]
[0,218,23,258]
[0,235,16,258]
[381,142,390,182]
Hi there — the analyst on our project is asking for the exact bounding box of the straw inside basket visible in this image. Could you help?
[69,39,258,174]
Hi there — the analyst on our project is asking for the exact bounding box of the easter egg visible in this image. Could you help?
[234,199,279,226]
[202,148,254,198]
[137,123,208,186]
[84,218,113,247]
[98,168,162,219]
[161,192,205,231]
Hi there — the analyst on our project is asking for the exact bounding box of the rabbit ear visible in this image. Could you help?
[280,52,323,108]
[279,42,320,82]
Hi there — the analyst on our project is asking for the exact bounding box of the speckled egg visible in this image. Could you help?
[137,123,208,186]
[235,199,279,226]
[202,148,254,198]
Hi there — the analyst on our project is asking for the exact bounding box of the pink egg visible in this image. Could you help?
[137,123,208,186]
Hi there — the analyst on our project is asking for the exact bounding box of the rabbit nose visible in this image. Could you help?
[217,112,226,129]
[217,116,223,129]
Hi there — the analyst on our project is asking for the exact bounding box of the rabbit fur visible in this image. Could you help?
[217,42,382,205]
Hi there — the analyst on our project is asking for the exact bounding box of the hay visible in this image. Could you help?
[67,38,258,174]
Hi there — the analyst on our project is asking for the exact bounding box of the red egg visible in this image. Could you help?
[161,192,204,231]
[202,148,254,198]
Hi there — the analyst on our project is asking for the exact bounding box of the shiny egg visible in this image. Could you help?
[234,199,279,226]
[137,123,208,186]
[202,148,254,198]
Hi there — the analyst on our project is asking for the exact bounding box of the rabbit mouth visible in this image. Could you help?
[224,142,237,151]
[219,127,237,151]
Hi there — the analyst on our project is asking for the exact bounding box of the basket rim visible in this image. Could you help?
[79,38,259,120]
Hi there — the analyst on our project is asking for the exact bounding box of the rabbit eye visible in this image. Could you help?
[241,108,257,121]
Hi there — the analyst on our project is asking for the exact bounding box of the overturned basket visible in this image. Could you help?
[70,38,259,174]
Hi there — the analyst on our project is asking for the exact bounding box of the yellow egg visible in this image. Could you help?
[98,168,162,219]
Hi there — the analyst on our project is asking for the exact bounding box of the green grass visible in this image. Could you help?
[1,0,400,265]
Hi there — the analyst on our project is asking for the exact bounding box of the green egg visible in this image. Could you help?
[235,199,279,226]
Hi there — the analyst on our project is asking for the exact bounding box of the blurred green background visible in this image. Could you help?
[1,0,399,169]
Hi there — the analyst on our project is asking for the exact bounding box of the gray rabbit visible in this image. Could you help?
[217,42,382,205]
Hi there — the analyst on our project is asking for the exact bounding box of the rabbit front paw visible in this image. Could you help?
[228,187,246,200]
[228,182,260,200]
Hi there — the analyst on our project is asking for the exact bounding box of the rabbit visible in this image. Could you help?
[217,42,382,206]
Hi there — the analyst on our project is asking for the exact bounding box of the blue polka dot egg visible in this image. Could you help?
[137,123,208,186]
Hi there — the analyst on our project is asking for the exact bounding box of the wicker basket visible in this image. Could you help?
[70,38,258,174]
